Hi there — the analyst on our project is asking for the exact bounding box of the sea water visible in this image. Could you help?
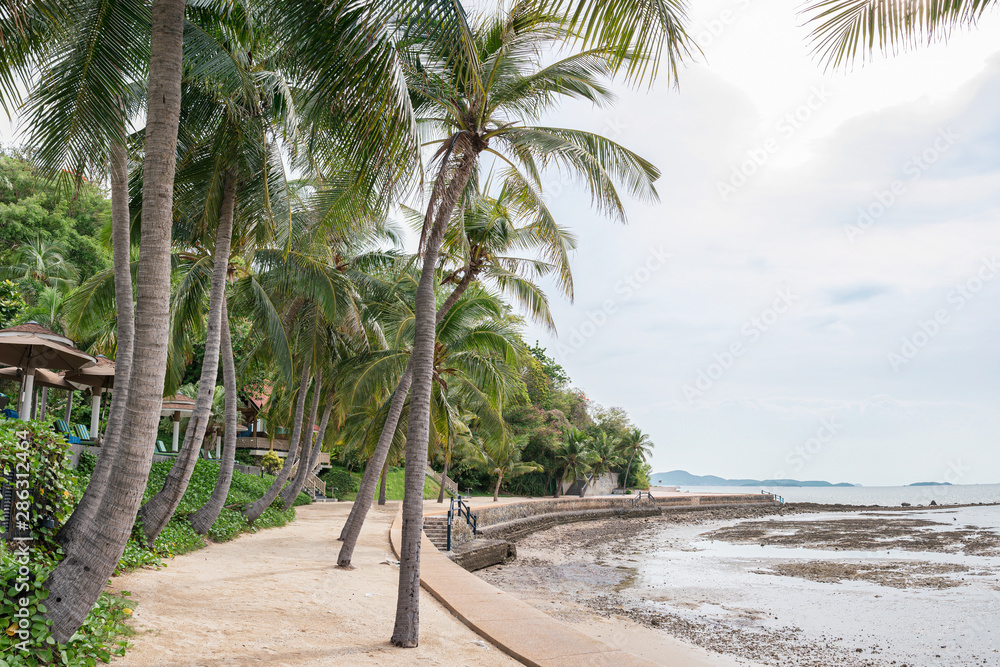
[623,505,1000,665]
[672,483,1000,507]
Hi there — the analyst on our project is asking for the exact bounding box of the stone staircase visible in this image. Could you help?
[425,465,459,496]
[423,515,450,550]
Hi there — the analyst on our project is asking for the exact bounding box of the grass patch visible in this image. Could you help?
[332,465,441,501]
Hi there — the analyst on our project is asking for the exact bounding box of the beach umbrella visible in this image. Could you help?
[64,354,116,439]
[0,322,95,418]
[161,393,197,452]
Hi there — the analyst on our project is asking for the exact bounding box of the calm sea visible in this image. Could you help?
[672,483,1000,506]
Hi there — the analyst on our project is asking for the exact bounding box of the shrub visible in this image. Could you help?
[260,451,281,475]
[76,450,97,476]
[319,467,357,499]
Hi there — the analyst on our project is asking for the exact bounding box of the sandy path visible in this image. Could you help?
[112,502,516,666]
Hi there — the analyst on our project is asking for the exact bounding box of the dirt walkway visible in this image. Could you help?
[112,502,516,666]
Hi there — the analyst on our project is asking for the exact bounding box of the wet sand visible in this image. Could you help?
[476,504,1000,666]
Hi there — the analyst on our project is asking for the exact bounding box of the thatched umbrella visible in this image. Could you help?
[64,354,115,440]
[0,322,95,419]
[160,393,196,451]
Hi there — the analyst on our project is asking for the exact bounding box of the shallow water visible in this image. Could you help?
[673,483,1000,507]
[626,506,1000,665]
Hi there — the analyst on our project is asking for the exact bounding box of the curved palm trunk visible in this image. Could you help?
[138,174,236,545]
[493,472,503,502]
[281,369,323,508]
[337,366,410,547]
[43,0,186,642]
[392,141,480,647]
[622,449,636,491]
[244,361,311,524]
[308,401,334,474]
[436,457,449,503]
[58,134,134,551]
[190,299,237,534]
[337,269,474,556]
[378,461,388,505]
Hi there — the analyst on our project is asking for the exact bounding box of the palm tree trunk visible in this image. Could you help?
[623,450,636,491]
[378,460,388,505]
[436,457,449,503]
[138,173,236,545]
[308,401,334,473]
[43,0,186,642]
[337,271,473,552]
[57,133,134,551]
[244,361,311,524]
[281,369,322,508]
[392,139,480,647]
[337,367,411,548]
[190,299,237,534]
[493,472,503,502]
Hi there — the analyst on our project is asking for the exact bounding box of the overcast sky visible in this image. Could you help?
[520,0,1000,486]
[4,1,1000,486]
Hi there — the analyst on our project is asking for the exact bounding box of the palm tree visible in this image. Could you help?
[389,5,670,643]
[483,436,542,501]
[802,0,996,67]
[3,238,79,293]
[555,428,594,495]
[587,430,621,491]
[42,0,187,642]
[618,427,653,491]
[190,298,238,534]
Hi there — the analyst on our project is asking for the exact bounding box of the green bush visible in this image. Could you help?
[319,467,357,499]
[260,451,281,475]
[76,450,97,476]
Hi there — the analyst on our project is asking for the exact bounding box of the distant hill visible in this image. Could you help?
[651,470,857,488]
[908,482,952,486]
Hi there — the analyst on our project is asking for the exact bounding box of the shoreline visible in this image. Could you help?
[473,502,1000,666]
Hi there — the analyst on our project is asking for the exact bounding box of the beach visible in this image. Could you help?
[476,503,1000,666]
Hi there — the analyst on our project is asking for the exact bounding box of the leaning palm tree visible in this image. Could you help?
[618,427,653,491]
[389,5,672,643]
[802,0,997,67]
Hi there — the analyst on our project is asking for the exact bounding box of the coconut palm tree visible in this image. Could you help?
[3,238,79,292]
[555,428,594,495]
[387,5,672,642]
[190,298,238,534]
[618,427,653,491]
[483,436,542,501]
[802,0,997,67]
[587,430,621,491]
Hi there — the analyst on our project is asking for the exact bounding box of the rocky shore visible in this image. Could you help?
[476,503,1000,666]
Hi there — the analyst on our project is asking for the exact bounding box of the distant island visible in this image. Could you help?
[651,470,857,488]
[908,482,953,486]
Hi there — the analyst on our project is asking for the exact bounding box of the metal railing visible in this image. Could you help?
[446,495,477,551]
[630,490,655,507]
[763,490,785,504]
